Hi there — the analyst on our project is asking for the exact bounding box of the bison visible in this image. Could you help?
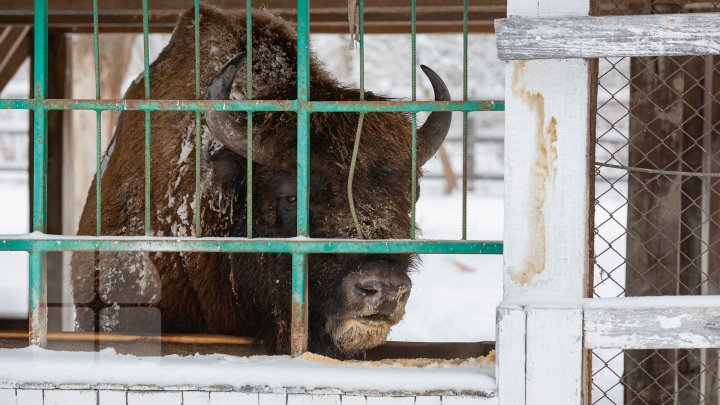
[71,4,451,358]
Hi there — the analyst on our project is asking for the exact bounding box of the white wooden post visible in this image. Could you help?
[498,0,594,404]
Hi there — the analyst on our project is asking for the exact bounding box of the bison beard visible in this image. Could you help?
[70,5,451,359]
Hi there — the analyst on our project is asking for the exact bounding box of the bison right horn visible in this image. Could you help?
[204,52,270,163]
[417,65,452,167]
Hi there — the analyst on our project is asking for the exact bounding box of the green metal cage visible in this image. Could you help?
[0,0,504,355]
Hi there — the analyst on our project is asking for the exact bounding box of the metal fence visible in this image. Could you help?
[593,1,720,404]
[0,0,503,356]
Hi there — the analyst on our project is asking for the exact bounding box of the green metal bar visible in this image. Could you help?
[28,252,46,346]
[359,0,364,100]
[0,99,504,113]
[1,237,503,255]
[194,0,202,237]
[410,0,417,239]
[411,0,416,103]
[462,0,468,240]
[290,253,308,354]
[93,0,101,236]
[246,0,254,239]
[30,0,48,347]
[0,99,36,109]
[142,0,151,236]
[292,0,311,357]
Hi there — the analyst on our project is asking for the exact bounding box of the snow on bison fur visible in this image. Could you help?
[71,4,451,358]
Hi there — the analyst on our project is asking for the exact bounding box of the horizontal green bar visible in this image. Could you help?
[308,100,503,113]
[0,235,503,255]
[0,99,297,112]
[0,99,33,109]
[0,99,505,113]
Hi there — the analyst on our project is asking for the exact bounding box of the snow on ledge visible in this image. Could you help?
[0,347,496,396]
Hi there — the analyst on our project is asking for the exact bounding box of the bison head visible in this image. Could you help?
[203,52,451,357]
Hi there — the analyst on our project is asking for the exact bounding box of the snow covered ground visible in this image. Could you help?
[0,346,496,393]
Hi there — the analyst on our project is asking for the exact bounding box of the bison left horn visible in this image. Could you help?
[417,65,452,167]
[204,52,271,163]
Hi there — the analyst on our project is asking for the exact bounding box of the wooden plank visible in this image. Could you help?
[16,390,43,405]
[525,308,583,405]
[622,25,706,402]
[503,58,594,297]
[365,397,413,405]
[441,396,497,405]
[127,392,182,405]
[364,341,494,360]
[496,13,720,61]
[496,306,525,405]
[0,331,266,355]
[676,53,706,405]
[0,26,30,92]
[98,391,126,405]
[287,395,340,405]
[585,305,720,349]
[704,52,720,405]
[0,389,17,405]
[0,330,491,358]
[45,34,67,333]
[183,392,210,405]
[209,392,258,405]
[44,390,97,405]
[413,397,439,405]
[258,394,285,405]
[0,0,502,34]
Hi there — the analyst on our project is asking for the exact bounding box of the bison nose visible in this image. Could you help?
[344,263,411,313]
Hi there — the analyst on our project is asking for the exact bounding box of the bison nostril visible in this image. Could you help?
[355,281,382,297]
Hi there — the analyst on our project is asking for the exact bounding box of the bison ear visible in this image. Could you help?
[417,65,452,167]
[204,52,271,164]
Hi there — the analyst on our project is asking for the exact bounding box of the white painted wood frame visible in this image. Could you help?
[500,0,594,404]
[495,12,720,60]
[584,296,720,350]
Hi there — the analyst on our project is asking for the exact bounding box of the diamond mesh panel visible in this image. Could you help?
[593,1,720,404]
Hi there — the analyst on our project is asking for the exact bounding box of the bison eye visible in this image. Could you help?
[286,196,297,204]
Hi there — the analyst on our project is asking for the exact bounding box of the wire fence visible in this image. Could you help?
[593,1,720,404]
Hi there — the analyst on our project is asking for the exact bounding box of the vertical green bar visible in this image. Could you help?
[30,0,48,346]
[93,0,102,236]
[246,0,254,238]
[290,253,308,354]
[462,0,468,240]
[296,0,310,236]
[194,0,202,237]
[291,0,310,356]
[410,0,417,239]
[142,0,152,236]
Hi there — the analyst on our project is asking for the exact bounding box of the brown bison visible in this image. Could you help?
[71,5,451,358]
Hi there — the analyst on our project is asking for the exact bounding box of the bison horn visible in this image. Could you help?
[204,52,270,163]
[417,65,452,167]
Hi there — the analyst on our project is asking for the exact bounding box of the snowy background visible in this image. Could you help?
[0,33,505,343]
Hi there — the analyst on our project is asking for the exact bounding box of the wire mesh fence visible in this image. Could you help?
[594,1,720,404]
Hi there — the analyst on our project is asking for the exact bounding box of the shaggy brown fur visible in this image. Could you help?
[71,5,430,357]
